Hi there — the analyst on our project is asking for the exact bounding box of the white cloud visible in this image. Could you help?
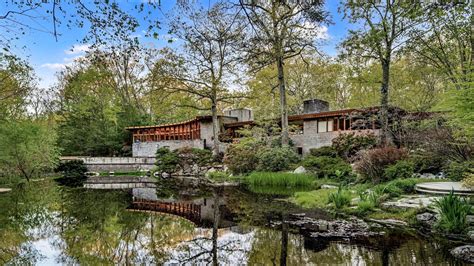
[315,25,329,40]
[40,63,67,70]
[64,44,90,55]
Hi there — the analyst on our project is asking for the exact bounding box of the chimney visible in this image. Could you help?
[224,108,254,122]
[303,99,329,114]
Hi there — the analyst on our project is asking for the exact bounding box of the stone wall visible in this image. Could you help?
[61,156,156,172]
[291,129,379,155]
[132,139,205,157]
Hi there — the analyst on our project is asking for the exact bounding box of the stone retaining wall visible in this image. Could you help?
[61,156,156,172]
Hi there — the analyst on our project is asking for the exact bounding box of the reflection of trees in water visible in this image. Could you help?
[168,187,252,265]
[0,180,59,264]
[56,188,196,265]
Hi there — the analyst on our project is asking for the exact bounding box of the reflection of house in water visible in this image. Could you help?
[131,188,236,228]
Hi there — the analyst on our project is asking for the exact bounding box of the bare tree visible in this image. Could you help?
[149,2,246,155]
[239,0,328,146]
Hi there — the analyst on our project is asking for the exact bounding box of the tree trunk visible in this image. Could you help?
[211,103,220,156]
[280,213,288,266]
[380,59,391,145]
[212,189,220,266]
[277,55,289,146]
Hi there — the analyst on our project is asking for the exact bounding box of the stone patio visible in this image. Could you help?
[415,182,474,196]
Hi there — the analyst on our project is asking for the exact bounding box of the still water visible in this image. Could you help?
[0,179,467,265]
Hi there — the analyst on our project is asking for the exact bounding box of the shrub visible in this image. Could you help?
[462,173,474,189]
[434,191,472,234]
[302,156,353,180]
[328,186,351,209]
[247,172,314,187]
[354,147,408,183]
[384,160,415,180]
[256,147,300,172]
[443,161,474,181]
[55,160,88,187]
[155,147,180,173]
[332,133,377,160]
[224,137,263,174]
[409,152,445,174]
[309,146,337,157]
[207,170,231,181]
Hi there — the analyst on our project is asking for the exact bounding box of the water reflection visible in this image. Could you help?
[0,180,466,265]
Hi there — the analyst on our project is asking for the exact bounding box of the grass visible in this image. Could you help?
[292,189,338,208]
[328,186,352,209]
[246,172,314,187]
[434,191,472,234]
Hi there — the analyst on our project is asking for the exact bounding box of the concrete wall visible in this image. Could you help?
[291,129,379,155]
[132,139,205,157]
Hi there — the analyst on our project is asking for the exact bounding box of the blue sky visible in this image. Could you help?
[2,0,350,89]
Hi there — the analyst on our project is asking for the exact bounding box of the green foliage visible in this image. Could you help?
[256,147,300,172]
[246,172,314,187]
[384,160,415,180]
[207,170,231,181]
[462,173,474,189]
[354,147,408,183]
[224,137,263,174]
[357,200,375,215]
[328,186,351,209]
[332,133,377,160]
[55,160,88,187]
[302,156,352,180]
[292,189,338,209]
[443,161,474,181]
[434,191,472,234]
[309,146,337,157]
[154,147,179,173]
[409,152,445,174]
[0,120,59,181]
[154,147,213,174]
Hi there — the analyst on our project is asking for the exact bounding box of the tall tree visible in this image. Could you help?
[408,2,472,91]
[149,2,246,155]
[341,0,422,144]
[239,0,328,145]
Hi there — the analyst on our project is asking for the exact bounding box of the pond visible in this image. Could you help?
[0,179,468,265]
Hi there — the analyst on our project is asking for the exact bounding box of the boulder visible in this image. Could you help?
[450,245,474,263]
[294,166,307,174]
[468,231,474,242]
[416,212,437,227]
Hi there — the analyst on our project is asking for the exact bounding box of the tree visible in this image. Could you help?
[0,1,161,52]
[0,120,59,182]
[239,0,328,145]
[341,0,423,144]
[0,54,34,120]
[408,2,472,91]
[149,2,246,155]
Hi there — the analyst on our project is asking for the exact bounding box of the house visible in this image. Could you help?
[126,99,406,157]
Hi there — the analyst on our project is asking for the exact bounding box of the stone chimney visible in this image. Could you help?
[224,108,253,122]
[303,99,329,114]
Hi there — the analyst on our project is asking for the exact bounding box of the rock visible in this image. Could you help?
[321,184,338,189]
[450,245,474,263]
[0,188,12,193]
[416,212,437,227]
[467,231,474,242]
[161,172,170,179]
[294,166,307,174]
[382,195,439,210]
[467,215,474,224]
[369,219,408,227]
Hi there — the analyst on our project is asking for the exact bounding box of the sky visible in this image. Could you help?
[1,0,351,90]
